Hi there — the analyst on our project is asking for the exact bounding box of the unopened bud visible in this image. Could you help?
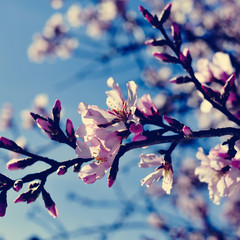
[0,191,7,217]
[14,187,40,204]
[108,158,119,188]
[13,179,23,192]
[73,163,82,173]
[153,53,180,64]
[179,49,192,67]
[42,189,58,218]
[171,22,181,49]
[7,158,36,171]
[66,119,76,144]
[52,99,61,124]
[159,3,172,24]
[221,73,236,101]
[129,123,144,134]
[201,85,221,102]
[182,126,193,138]
[163,115,184,131]
[139,6,158,26]
[0,137,21,152]
[57,165,67,175]
[170,76,192,84]
[145,39,167,47]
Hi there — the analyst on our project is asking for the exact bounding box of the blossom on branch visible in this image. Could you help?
[139,153,173,194]
[195,145,240,205]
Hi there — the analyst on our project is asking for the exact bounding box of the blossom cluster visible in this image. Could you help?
[1,4,240,234]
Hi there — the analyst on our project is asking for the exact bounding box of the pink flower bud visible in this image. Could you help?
[6,158,36,171]
[0,137,20,152]
[221,73,236,100]
[36,118,52,132]
[153,53,180,64]
[145,39,167,46]
[108,157,119,188]
[108,176,115,188]
[171,22,181,49]
[179,49,192,67]
[66,119,76,143]
[52,99,61,123]
[73,163,82,173]
[14,188,40,204]
[42,189,58,218]
[129,123,144,134]
[163,115,184,130]
[182,126,193,137]
[0,191,7,217]
[139,6,158,26]
[57,165,67,175]
[201,85,221,102]
[169,76,192,84]
[132,134,147,142]
[13,179,23,192]
[159,3,172,24]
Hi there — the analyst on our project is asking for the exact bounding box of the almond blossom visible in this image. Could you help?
[195,145,240,205]
[75,136,121,184]
[76,77,139,144]
[139,153,173,194]
[75,77,141,184]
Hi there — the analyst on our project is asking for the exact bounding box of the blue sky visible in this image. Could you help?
[0,1,161,239]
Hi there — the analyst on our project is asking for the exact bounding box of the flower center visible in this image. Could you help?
[93,156,107,164]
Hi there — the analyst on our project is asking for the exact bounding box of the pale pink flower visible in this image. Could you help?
[137,94,159,118]
[195,52,234,84]
[76,77,139,144]
[75,136,121,184]
[195,146,240,204]
[139,154,173,194]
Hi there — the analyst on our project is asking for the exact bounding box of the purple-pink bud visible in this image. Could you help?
[13,179,23,192]
[182,126,193,137]
[201,85,221,101]
[171,22,181,48]
[145,39,167,47]
[42,189,58,218]
[0,137,20,151]
[0,191,7,217]
[153,53,179,64]
[129,123,144,134]
[6,158,35,171]
[179,49,192,67]
[14,188,40,204]
[52,99,61,123]
[221,73,236,96]
[169,76,192,84]
[163,115,176,125]
[73,163,82,173]
[57,165,67,175]
[36,118,52,132]
[108,176,115,188]
[163,115,184,130]
[159,3,172,24]
[139,5,158,26]
[66,119,76,142]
